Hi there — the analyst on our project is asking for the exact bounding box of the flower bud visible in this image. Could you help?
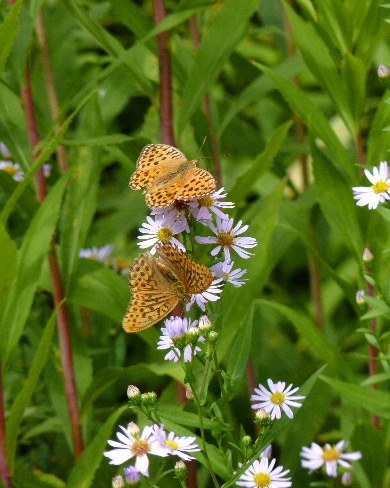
[124,466,141,485]
[208,331,219,344]
[356,290,365,305]
[254,409,272,428]
[362,248,373,262]
[174,460,188,480]
[127,385,142,405]
[378,64,390,78]
[241,435,252,448]
[185,386,194,400]
[341,472,353,486]
[112,475,125,488]
[127,422,140,437]
[142,391,157,406]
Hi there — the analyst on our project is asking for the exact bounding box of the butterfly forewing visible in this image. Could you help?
[123,253,179,332]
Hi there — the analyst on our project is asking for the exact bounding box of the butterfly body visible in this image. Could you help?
[130,144,216,208]
[123,243,212,333]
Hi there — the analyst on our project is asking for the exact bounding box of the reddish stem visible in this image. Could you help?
[0,367,13,488]
[21,65,84,457]
[152,0,175,146]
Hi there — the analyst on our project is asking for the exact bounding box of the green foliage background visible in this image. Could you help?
[1,0,390,487]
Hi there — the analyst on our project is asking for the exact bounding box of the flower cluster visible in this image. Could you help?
[137,186,257,300]
[104,422,200,479]
[301,440,361,480]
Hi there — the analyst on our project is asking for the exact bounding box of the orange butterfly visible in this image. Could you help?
[123,242,213,333]
[129,144,216,208]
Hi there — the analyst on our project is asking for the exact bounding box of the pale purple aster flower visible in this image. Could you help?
[137,213,187,254]
[186,277,224,311]
[0,142,11,158]
[151,425,200,461]
[123,466,140,484]
[195,217,257,261]
[157,316,204,362]
[189,187,234,221]
[0,161,24,181]
[301,441,362,478]
[79,244,114,262]
[211,260,247,287]
[151,205,190,232]
[251,379,305,420]
[237,456,291,488]
[353,161,390,209]
[104,423,167,475]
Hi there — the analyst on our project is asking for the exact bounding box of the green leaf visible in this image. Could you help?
[6,307,58,471]
[229,121,292,203]
[218,180,285,360]
[0,223,17,318]
[66,406,128,488]
[158,405,225,431]
[311,143,363,260]
[60,95,104,288]
[0,0,23,75]
[0,90,96,225]
[283,3,355,135]
[63,134,134,146]
[321,376,390,419]
[0,174,68,365]
[177,0,259,133]
[256,299,354,380]
[258,64,353,176]
[226,303,254,400]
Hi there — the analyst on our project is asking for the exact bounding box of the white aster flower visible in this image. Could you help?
[152,425,200,461]
[189,187,234,221]
[137,213,187,254]
[186,277,224,311]
[251,379,305,420]
[104,423,167,475]
[300,441,362,478]
[157,316,204,362]
[195,217,257,261]
[0,161,24,181]
[353,161,390,209]
[211,260,247,287]
[79,244,114,262]
[237,456,291,488]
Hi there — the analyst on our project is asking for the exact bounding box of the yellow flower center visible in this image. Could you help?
[223,271,230,280]
[253,472,271,487]
[217,232,234,247]
[131,439,150,456]
[322,446,340,462]
[88,253,98,260]
[270,391,285,405]
[164,439,179,450]
[2,165,18,176]
[198,195,213,207]
[157,227,173,241]
[372,180,389,194]
[115,257,131,269]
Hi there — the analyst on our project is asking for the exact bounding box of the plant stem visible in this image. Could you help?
[0,367,13,488]
[20,63,84,457]
[35,12,68,173]
[152,0,175,146]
